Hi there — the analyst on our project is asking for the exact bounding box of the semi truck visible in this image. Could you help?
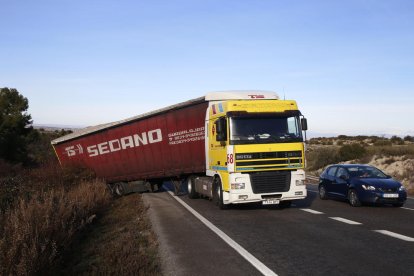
[52,91,308,208]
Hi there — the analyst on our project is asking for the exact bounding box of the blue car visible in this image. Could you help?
[318,164,407,207]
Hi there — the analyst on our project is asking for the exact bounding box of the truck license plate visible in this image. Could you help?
[262,199,280,205]
[383,193,399,198]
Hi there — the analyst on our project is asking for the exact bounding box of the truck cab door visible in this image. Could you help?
[209,116,228,174]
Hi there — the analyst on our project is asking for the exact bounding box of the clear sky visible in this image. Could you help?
[1,0,413,137]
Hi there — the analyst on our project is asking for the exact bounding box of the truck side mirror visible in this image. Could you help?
[215,117,227,142]
[301,118,308,131]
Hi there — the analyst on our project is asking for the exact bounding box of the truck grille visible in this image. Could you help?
[235,151,303,171]
[250,171,291,194]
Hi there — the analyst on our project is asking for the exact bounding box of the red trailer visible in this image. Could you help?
[52,97,208,191]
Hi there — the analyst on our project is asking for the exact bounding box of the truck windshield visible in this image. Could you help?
[229,115,303,145]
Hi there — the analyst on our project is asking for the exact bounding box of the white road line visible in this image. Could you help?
[329,217,362,225]
[373,230,414,242]
[301,209,324,214]
[401,207,414,211]
[167,191,278,276]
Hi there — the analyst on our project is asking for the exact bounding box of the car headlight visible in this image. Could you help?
[362,185,376,191]
[399,186,406,191]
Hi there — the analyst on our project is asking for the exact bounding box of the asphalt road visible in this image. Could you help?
[143,183,414,276]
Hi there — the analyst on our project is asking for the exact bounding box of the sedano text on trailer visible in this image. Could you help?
[52,91,308,209]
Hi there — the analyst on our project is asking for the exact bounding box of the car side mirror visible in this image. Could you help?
[385,174,392,179]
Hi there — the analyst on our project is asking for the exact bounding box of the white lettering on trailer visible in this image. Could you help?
[133,133,148,146]
[64,144,83,156]
[83,129,163,157]
[109,140,121,152]
[120,136,134,149]
[168,127,205,145]
[98,142,110,154]
[148,129,163,143]
[87,145,99,157]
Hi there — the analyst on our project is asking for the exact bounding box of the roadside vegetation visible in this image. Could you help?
[306,135,414,194]
[0,88,161,275]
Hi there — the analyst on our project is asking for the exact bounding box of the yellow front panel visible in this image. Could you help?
[234,143,305,173]
[227,100,298,113]
[209,100,299,119]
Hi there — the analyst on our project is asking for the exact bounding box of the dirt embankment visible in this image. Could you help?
[368,155,414,195]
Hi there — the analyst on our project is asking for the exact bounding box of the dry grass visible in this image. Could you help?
[54,193,161,275]
[0,160,161,275]
[0,162,96,213]
[0,179,111,275]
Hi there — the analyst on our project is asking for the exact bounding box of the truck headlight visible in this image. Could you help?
[295,179,305,186]
[231,183,245,189]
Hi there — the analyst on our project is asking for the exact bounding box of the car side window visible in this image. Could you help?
[327,166,337,177]
[336,167,349,180]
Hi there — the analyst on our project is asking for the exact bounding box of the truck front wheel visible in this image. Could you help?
[213,178,228,210]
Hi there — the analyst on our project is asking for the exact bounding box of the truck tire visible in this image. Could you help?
[146,181,159,193]
[114,183,125,196]
[187,176,198,199]
[213,178,228,210]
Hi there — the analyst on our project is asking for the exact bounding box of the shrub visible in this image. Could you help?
[307,147,340,171]
[0,162,96,213]
[0,179,111,275]
[338,144,366,161]
[374,139,392,146]
[403,135,414,142]
[390,136,404,145]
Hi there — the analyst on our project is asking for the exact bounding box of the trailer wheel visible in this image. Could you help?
[114,183,125,196]
[187,176,198,199]
[146,181,159,193]
[213,178,228,210]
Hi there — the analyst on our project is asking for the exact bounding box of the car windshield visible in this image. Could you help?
[229,115,303,145]
[347,166,388,179]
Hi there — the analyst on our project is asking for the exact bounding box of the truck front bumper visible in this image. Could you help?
[224,170,307,205]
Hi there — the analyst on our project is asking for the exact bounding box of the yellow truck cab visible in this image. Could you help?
[190,91,308,208]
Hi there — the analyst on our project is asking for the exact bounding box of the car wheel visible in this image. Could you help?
[213,178,228,210]
[348,189,361,207]
[392,202,404,207]
[319,185,328,200]
[187,176,198,199]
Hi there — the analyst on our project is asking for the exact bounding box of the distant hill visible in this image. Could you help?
[33,124,83,131]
